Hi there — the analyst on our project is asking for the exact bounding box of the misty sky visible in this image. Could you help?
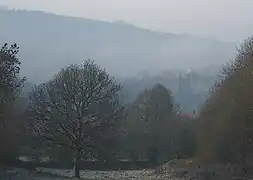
[1,0,253,42]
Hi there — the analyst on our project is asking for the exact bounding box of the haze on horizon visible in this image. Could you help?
[0,0,253,42]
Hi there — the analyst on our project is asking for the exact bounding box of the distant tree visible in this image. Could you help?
[122,83,197,164]
[175,117,197,158]
[135,83,176,127]
[28,60,122,178]
[129,84,177,163]
[146,146,158,165]
[0,43,26,164]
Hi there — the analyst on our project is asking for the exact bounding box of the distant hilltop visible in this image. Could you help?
[0,8,235,83]
[0,5,8,10]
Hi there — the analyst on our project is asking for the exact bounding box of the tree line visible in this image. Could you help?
[0,43,197,178]
[4,36,253,178]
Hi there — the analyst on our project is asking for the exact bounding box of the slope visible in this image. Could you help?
[0,9,235,83]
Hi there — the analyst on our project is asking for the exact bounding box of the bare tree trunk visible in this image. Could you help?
[73,149,81,178]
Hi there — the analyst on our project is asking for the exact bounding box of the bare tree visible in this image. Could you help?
[28,60,122,178]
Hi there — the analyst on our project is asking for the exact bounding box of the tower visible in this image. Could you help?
[177,70,192,113]
[178,72,191,96]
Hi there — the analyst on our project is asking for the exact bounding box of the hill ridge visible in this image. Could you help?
[0,9,236,83]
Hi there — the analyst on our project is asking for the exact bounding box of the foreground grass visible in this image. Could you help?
[2,159,253,180]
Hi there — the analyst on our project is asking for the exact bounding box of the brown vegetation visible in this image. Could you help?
[198,37,253,175]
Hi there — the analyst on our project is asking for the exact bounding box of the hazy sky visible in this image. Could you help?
[1,0,253,41]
